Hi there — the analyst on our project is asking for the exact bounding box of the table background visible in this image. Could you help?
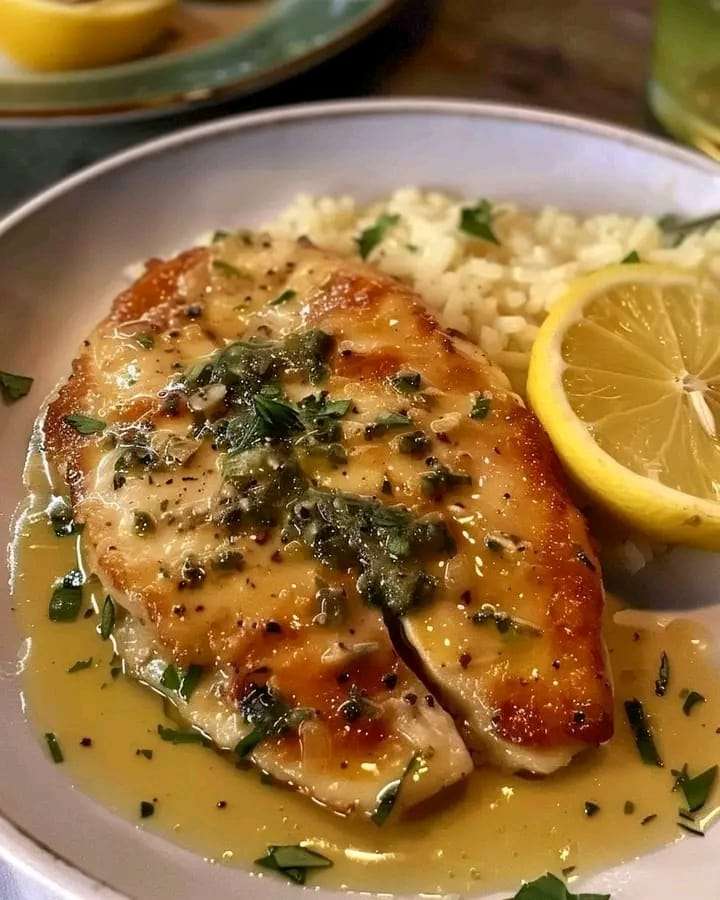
[0,0,657,213]
[0,0,657,896]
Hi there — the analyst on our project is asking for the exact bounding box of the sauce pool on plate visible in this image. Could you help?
[10,449,720,896]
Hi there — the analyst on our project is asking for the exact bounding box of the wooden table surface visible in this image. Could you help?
[0,0,661,211]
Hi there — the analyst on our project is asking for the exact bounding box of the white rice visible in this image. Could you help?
[264,187,720,384]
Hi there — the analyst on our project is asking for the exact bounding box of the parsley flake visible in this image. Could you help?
[509,871,609,899]
[45,732,64,764]
[157,724,210,746]
[356,213,400,259]
[269,289,297,306]
[255,844,332,885]
[99,596,115,640]
[0,370,33,402]
[624,698,663,767]
[655,651,670,697]
[459,200,500,244]
[372,753,423,825]
[63,413,106,435]
[470,394,491,420]
[680,764,718,813]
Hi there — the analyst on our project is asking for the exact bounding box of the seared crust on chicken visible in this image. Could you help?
[44,231,612,816]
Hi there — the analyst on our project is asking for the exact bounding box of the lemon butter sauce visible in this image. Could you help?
[10,450,720,896]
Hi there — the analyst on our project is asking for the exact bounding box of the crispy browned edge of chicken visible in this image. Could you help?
[43,244,613,752]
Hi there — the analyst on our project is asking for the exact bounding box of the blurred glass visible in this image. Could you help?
[649,0,720,159]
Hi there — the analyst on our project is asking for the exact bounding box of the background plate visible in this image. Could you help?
[0,0,395,120]
[1,99,720,900]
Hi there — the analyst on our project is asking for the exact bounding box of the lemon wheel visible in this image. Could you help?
[0,0,176,72]
[528,264,720,549]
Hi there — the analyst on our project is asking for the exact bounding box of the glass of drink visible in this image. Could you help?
[649,0,720,159]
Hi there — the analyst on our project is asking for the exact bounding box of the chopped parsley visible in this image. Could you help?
[624,698,663,767]
[45,732,64,763]
[623,800,635,815]
[235,683,312,758]
[179,665,203,702]
[397,430,432,455]
[211,230,229,243]
[584,801,600,817]
[255,844,332,885]
[471,604,542,637]
[160,664,181,692]
[470,394,491,420]
[0,370,33,402]
[156,724,210,746]
[49,569,83,622]
[655,651,670,697]
[63,413,106,435]
[389,371,422,394]
[217,448,305,531]
[356,213,400,259]
[509,872,610,899]
[364,411,413,440]
[421,461,472,499]
[99,596,115,640]
[140,801,155,818]
[134,332,155,350]
[269,289,297,306]
[459,200,500,245]
[67,657,93,674]
[621,250,640,263]
[136,749,153,760]
[285,489,456,617]
[679,764,717,813]
[185,329,333,398]
[683,690,705,716]
[372,753,422,825]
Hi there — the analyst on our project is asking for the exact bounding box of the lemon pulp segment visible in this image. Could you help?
[528,265,720,548]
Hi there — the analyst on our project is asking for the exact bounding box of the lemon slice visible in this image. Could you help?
[528,264,720,549]
[0,0,176,72]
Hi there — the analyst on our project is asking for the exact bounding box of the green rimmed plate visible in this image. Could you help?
[0,0,397,121]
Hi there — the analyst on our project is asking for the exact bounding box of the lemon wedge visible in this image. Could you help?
[528,264,720,549]
[0,0,176,72]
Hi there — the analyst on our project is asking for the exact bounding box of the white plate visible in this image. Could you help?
[1,99,719,900]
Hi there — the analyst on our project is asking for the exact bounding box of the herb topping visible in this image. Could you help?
[459,200,500,245]
[255,844,332,885]
[624,698,663,767]
[0,370,33,402]
[356,213,400,260]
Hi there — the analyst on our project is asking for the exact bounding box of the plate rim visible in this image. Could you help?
[0,0,400,124]
[2,96,719,900]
